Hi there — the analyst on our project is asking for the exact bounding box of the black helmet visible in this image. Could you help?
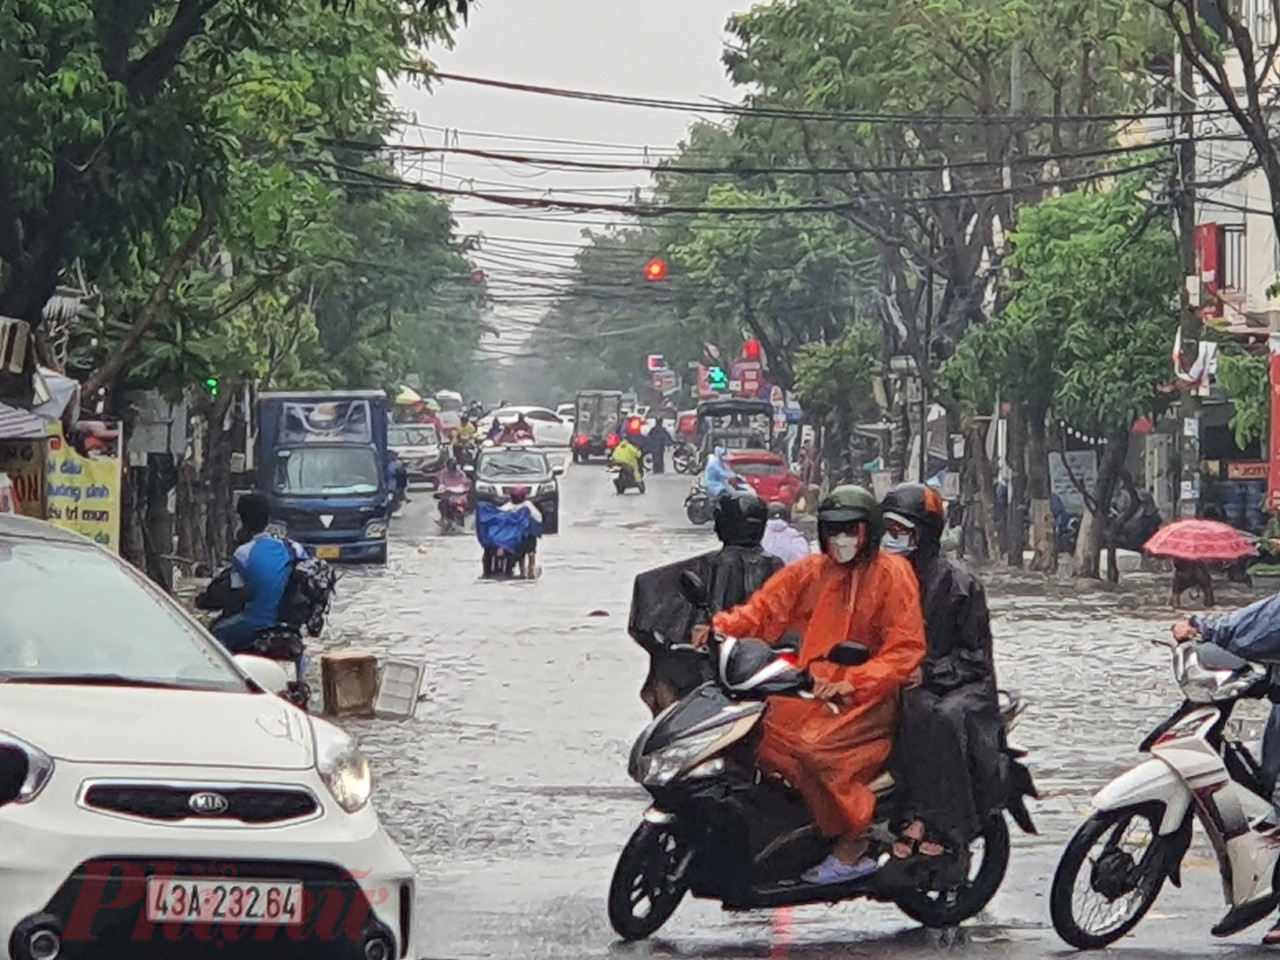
[767,501,792,522]
[714,491,768,547]
[881,482,946,545]
[817,485,881,563]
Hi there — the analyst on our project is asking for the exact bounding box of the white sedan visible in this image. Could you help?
[0,515,415,960]
[478,405,573,447]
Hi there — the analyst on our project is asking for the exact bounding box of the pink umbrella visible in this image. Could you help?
[1144,519,1257,563]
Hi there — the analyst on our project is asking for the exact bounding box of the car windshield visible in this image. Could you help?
[732,461,784,477]
[390,425,439,447]
[478,451,549,481]
[0,539,247,690]
[273,446,381,496]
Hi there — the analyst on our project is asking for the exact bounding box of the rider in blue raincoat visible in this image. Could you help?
[702,445,740,498]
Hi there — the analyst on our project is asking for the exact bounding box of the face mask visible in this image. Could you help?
[882,533,915,556]
[714,446,726,458]
[827,533,859,564]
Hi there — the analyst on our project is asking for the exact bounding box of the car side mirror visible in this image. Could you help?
[827,642,870,667]
[463,465,475,475]
[551,465,565,477]
[678,570,710,608]
[233,654,291,696]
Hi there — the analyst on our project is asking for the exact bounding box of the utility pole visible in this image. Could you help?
[1175,48,1202,519]
[918,229,934,483]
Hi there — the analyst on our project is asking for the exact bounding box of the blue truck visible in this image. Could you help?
[257,390,391,564]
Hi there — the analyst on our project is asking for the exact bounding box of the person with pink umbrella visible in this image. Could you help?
[1145,509,1258,609]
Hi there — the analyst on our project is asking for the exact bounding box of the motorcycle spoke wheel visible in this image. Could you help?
[1050,805,1166,949]
[608,822,691,940]
[895,813,1010,928]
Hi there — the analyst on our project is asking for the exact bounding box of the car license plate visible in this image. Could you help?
[315,546,340,560]
[146,877,304,925]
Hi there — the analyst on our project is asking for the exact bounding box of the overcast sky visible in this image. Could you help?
[390,1,750,354]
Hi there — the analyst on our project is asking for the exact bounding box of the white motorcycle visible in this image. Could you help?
[1050,637,1280,949]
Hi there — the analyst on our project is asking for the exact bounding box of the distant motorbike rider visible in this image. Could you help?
[880,483,1006,861]
[501,485,542,557]
[698,485,925,885]
[385,451,409,508]
[500,414,535,444]
[761,501,810,566]
[195,493,307,653]
[611,435,646,493]
[630,491,781,715]
[703,444,740,498]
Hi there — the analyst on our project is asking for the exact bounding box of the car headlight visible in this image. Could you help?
[476,482,497,495]
[266,521,288,538]
[630,729,723,787]
[313,723,373,813]
[365,520,388,539]
[0,733,54,804]
[535,481,557,496]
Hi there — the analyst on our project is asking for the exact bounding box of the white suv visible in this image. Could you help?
[0,515,414,960]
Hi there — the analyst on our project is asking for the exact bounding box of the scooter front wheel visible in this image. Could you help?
[607,821,691,940]
[1049,804,1167,949]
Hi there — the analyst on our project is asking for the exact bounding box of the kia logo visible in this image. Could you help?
[188,791,230,816]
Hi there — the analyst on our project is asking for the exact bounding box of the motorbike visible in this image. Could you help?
[608,571,1036,940]
[435,482,472,532]
[684,483,714,525]
[476,500,540,580]
[610,462,646,495]
[672,442,699,475]
[1050,638,1280,950]
[242,626,311,711]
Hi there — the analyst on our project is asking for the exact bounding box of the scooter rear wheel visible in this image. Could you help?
[894,812,1010,928]
[607,821,691,940]
[1049,804,1167,949]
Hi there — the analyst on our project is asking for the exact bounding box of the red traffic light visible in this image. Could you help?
[644,258,668,281]
[743,339,761,360]
[471,270,486,284]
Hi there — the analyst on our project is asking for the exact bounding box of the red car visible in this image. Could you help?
[724,451,804,507]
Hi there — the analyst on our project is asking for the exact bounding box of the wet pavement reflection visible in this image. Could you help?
[322,462,1279,958]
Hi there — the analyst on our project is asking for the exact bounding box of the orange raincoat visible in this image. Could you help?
[713,551,926,838]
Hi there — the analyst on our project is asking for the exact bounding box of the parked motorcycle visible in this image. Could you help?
[672,442,699,475]
[608,571,1035,940]
[1049,637,1280,949]
[610,463,646,495]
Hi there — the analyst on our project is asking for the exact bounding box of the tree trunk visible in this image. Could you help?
[1074,430,1130,580]
[960,417,999,561]
[205,397,238,564]
[143,453,177,592]
[1027,410,1057,573]
[1006,406,1028,567]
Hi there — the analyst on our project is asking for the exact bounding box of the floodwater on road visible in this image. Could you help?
[320,462,1277,959]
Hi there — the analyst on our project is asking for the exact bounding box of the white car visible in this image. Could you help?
[554,403,576,426]
[0,515,414,960]
[478,405,573,447]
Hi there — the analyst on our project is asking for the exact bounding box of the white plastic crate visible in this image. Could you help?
[373,659,426,720]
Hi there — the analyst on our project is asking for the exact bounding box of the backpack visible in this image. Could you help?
[280,551,337,638]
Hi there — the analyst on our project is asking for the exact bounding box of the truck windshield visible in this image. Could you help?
[389,425,439,447]
[273,447,381,496]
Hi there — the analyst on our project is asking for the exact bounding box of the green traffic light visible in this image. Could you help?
[204,377,220,397]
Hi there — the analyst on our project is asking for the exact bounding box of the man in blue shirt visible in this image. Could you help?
[209,494,305,652]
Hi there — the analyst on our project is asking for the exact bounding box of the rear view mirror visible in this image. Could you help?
[463,465,475,475]
[827,642,870,667]
[774,631,803,654]
[678,571,710,608]
[552,465,565,477]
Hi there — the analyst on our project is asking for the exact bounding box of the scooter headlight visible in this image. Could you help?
[265,521,288,538]
[631,729,724,787]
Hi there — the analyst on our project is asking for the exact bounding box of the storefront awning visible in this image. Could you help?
[0,403,49,440]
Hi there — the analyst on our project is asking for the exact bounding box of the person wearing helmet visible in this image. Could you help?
[629,490,782,716]
[880,482,1004,861]
[761,501,811,566]
[699,485,926,885]
[610,434,646,493]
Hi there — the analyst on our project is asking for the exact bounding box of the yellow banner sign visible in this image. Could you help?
[44,425,122,551]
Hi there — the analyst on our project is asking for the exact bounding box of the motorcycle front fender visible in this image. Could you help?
[1092,757,1192,835]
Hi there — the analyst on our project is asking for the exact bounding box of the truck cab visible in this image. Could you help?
[258,391,391,564]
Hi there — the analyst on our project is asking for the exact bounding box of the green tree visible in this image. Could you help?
[1215,351,1268,449]
[794,323,882,479]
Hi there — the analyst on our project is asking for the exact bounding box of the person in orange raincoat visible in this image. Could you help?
[702,485,926,885]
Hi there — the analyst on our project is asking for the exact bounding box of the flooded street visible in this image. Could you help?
[323,463,1272,959]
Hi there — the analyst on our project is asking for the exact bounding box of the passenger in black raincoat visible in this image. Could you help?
[881,483,1008,855]
[629,492,782,715]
